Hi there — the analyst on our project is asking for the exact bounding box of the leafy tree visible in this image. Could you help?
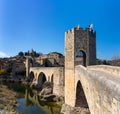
[18,51,24,56]
[25,52,29,56]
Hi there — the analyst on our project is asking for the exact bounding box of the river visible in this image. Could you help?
[1,81,61,114]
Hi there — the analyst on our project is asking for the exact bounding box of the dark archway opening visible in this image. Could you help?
[28,72,34,82]
[38,72,46,88]
[75,50,86,66]
[75,81,88,108]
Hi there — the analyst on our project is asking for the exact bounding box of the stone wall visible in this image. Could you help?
[30,67,64,97]
[53,67,64,97]
[74,26,96,66]
[64,26,96,107]
[65,28,76,106]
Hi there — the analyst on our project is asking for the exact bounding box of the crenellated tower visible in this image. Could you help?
[65,25,96,106]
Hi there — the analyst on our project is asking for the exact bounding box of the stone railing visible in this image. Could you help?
[87,65,120,77]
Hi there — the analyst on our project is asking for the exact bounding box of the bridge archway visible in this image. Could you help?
[75,50,86,66]
[75,80,88,108]
[38,72,47,87]
[29,71,34,82]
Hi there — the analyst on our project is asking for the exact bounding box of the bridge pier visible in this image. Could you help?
[26,57,30,78]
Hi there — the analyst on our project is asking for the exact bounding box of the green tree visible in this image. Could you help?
[18,51,24,56]
[25,52,28,56]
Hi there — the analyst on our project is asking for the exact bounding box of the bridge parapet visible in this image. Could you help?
[87,65,120,77]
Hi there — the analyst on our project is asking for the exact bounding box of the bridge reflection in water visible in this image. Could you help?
[24,88,61,114]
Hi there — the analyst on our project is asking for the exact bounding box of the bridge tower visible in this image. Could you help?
[26,57,35,78]
[65,25,96,106]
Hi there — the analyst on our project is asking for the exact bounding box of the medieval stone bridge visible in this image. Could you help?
[74,65,120,114]
[29,67,64,96]
[28,65,120,114]
[26,25,120,114]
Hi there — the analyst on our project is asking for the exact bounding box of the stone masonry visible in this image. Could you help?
[65,25,96,107]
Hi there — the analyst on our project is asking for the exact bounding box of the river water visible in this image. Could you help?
[2,82,61,114]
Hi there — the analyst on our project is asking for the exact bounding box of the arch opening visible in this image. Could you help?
[75,50,86,66]
[38,72,47,88]
[75,80,88,108]
[28,72,34,82]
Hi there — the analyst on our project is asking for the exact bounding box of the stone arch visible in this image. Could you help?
[75,80,88,108]
[75,50,86,66]
[28,71,34,82]
[74,66,92,113]
[37,72,47,88]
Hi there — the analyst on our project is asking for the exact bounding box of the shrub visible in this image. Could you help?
[0,69,7,75]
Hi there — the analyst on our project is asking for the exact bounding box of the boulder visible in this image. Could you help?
[42,81,53,89]
[41,94,56,102]
[39,87,52,96]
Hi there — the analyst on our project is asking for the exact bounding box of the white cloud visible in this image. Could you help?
[0,52,10,58]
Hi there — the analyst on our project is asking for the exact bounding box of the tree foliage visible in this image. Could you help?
[0,69,6,75]
[18,51,24,56]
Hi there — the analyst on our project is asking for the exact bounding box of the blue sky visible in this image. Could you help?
[0,0,120,60]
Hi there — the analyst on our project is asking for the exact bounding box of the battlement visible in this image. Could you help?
[65,25,96,35]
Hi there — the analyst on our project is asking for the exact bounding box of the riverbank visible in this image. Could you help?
[0,84,17,114]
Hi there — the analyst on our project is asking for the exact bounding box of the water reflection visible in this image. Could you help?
[1,81,61,114]
[24,88,61,114]
[17,86,61,114]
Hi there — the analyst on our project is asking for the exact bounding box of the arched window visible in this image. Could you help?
[75,50,86,66]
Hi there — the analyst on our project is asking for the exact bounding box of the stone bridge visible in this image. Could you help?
[29,67,64,96]
[63,26,120,114]
[26,25,120,114]
[66,65,120,114]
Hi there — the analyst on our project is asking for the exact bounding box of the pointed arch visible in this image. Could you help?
[75,50,86,66]
[38,72,47,87]
[75,80,88,108]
